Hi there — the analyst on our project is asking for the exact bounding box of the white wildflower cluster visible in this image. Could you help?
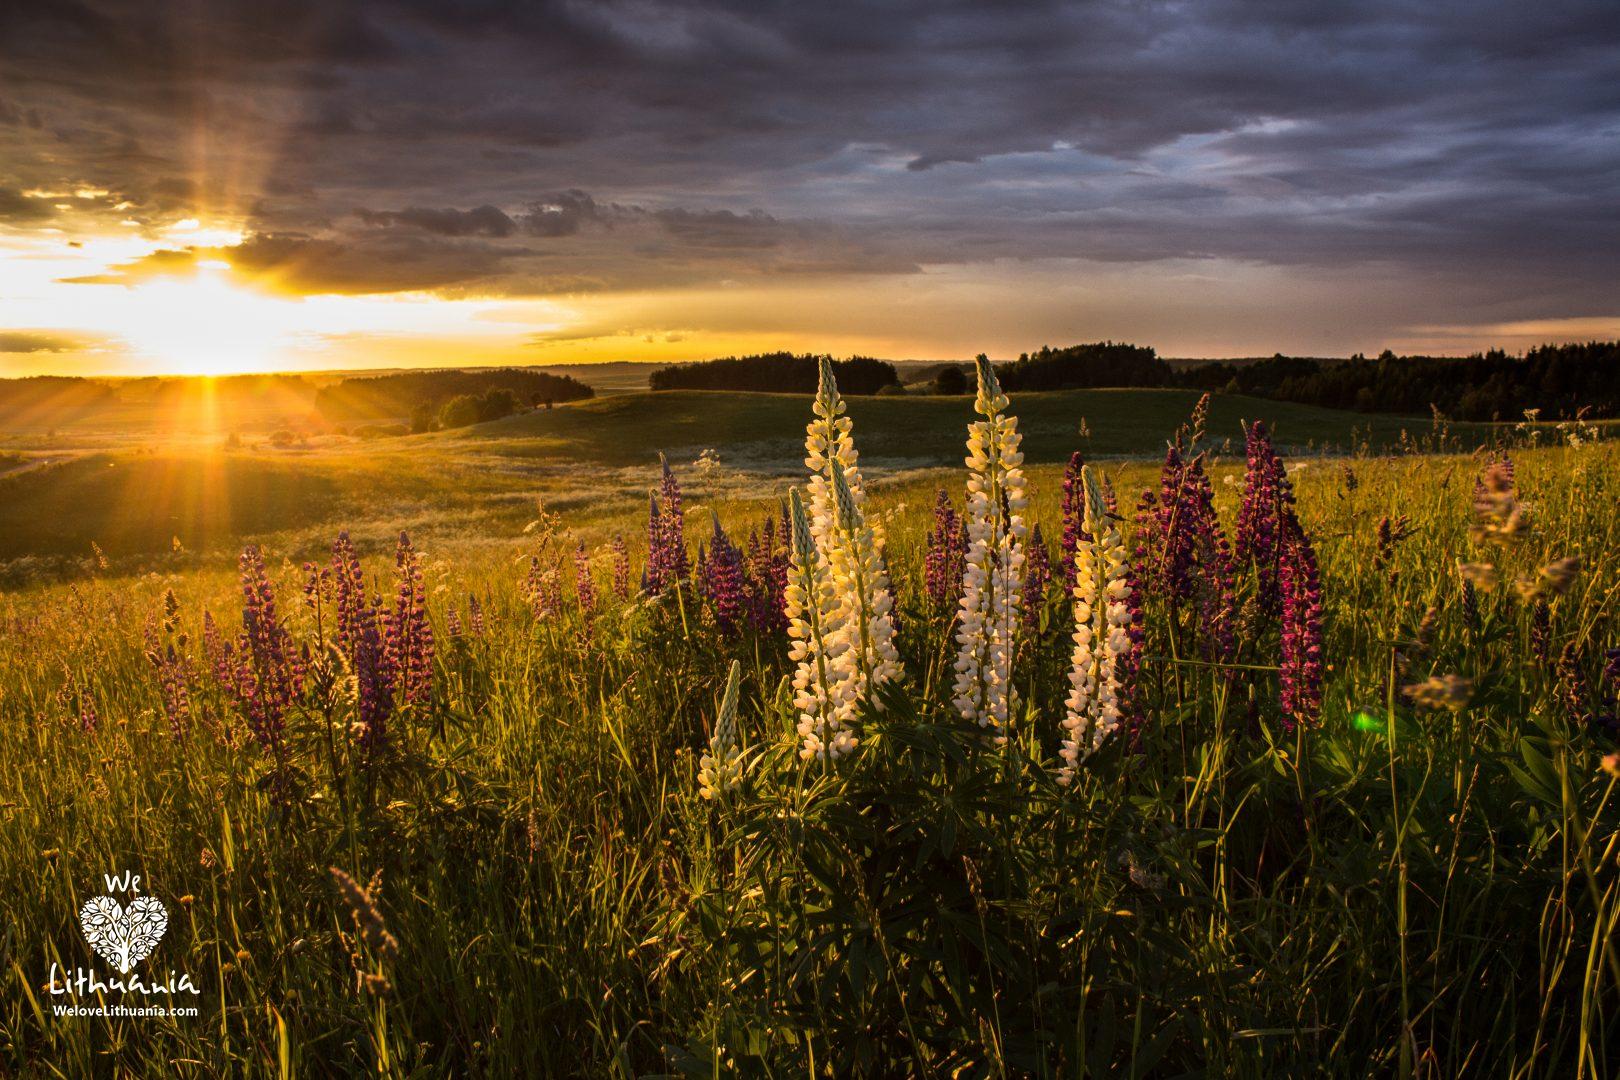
[952,356,1028,742]
[698,660,745,801]
[784,489,859,760]
[1058,464,1132,782]
[791,358,902,759]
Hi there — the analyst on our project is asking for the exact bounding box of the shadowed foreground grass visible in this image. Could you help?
[0,431,1617,1076]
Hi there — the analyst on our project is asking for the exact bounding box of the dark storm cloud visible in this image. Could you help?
[356,204,518,237]
[1,0,1617,306]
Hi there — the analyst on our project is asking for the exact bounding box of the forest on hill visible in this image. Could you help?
[648,353,901,394]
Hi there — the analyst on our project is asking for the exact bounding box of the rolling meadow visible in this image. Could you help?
[1,375,1618,1077]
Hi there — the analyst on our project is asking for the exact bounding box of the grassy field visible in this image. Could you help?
[0,388,1480,574]
[1,383,1617,1075]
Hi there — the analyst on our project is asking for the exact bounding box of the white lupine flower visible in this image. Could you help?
[799,357,903,732]
[698,659,745,801]
[951,356,1028,743]
[1058,464,1131,782]
[785,488,859,760]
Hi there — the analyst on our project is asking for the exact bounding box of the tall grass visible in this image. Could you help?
[1,420,1616,1076]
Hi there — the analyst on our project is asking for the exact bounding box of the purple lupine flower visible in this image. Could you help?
[1059,451,1088,589]
[648,454,690,596]
[384,532,434,709]
[700,511,748,637]
[230,544,304,752]
[144,615,193,737]
[525,555,563,620]
[610,536,632,601]
[201,609,230,686]
[1234,421,1300,615]
[60,676,99,732]
[923,489,968,610]
[1023,522,1052,630]
[1278,532,1324,729]
[744,516,789,634]
[467,593,486,636]
[575,540,598,619]
[642,491,664,595]
[445,605,464,639]
[331,531,367,652]
[350,599,392,751]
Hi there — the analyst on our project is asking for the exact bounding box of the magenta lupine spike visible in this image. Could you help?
[744,517,789,634]
[331,531,367,650]
[610,536,632,601]
[385,532,434,710]
[642,491,665,595]
[1060,451,1088,589]
[701,511,748,637]
[201,609,230,686]
[1023,523,1052,630]
[1278,532,1324,729]
[351,600,392,751]
[924,489,968,610]
[230,544,303,751]
[575,540,598,618]
[658,453,690,584]
[1234,421,1300,615]
[144,615,193,737]
[467,594,486,636]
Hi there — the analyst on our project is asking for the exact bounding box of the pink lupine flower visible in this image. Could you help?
[1278,532,1324,729]
[1234,421,1300,615]
[923,488,967,611]
[385,532,434,710]
[700,512,748,637]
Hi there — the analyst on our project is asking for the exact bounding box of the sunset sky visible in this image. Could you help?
[2,1,1618,377]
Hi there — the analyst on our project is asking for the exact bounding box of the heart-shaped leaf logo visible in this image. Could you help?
[79,895,169,974]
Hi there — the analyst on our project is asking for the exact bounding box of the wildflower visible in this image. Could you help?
[445,605,463,639]
[330,866,399,995]
[385,533,434,709]
[1515,556,1581,602]
[700,512,748,637]
[827,463,903,696]
[1457,560,1499,592]
[1556,642,1591,727]
[924,489,968,611]
[467,594,486,636]
[1023,523,1052,630]
[698,660,745,801]
[652,455,692,596]
[574,540,598,620]
[525,555,563,620]
[744,515,789,634]
[1234,421,1300,613]
[952,356,1028,741]
[225,545,303,752]
[1530,599,1552,667]
[1059,465,1133,780]
[784,488,857,760]
[349,600,392,751]
[805,357,902,703]
[1404,674,1474,712]
[143,614,193,737]
[610,536,632,601]
[1278,532,1324,729]
[1600,752,1620,779]
[1470,458,1530,545]
[330,532,367,651]
[1059,451,1087,590]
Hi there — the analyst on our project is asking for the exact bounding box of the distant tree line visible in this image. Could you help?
[314,369,593,427]
[1178,342,1620,420]
[995,342,1173,392]
[649,353,900,395]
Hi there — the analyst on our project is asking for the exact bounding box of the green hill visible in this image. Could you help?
[453,387,1434,467]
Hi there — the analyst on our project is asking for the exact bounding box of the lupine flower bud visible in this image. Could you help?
[698,660,745,802]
